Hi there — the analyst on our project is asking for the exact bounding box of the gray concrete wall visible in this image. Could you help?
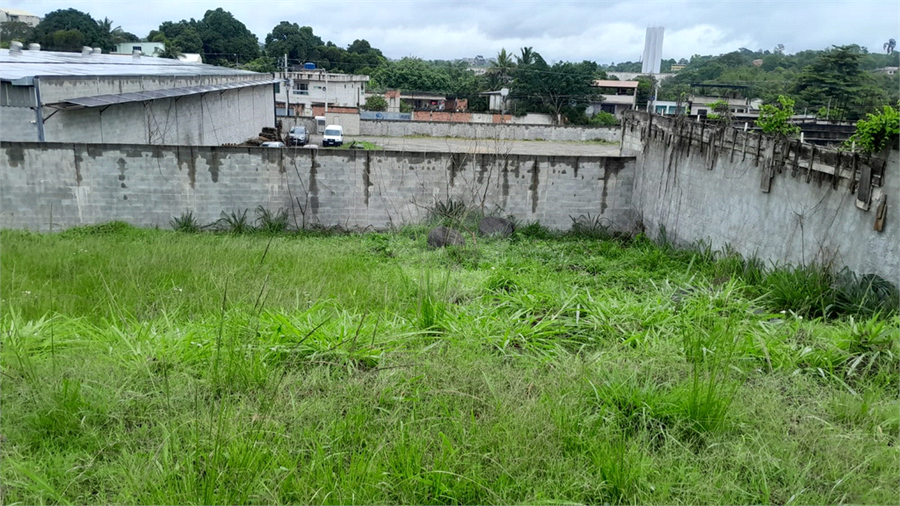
[36,74,266,104]
[0,142,637,233]
[360,120,620,142]
[624,111,899,284]
[36,85,273,146]
[0,107,39,141]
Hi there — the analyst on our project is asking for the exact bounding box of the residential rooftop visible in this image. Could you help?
[592,80,639,88]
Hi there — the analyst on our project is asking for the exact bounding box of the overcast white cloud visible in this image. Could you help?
[6,0,899,63]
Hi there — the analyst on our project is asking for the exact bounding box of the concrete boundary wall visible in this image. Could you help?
[360,120,620,143]
[623,111,899,285]
[0,142,637,233]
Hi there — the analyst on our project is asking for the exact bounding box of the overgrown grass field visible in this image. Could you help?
[2,221,898,505]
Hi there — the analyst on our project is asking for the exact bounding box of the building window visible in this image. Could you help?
[274,83,280,93]
[294,83,309,95]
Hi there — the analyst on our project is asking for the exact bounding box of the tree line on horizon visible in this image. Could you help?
[1,8,897,123]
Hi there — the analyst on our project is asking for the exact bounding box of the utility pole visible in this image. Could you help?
[284,54,289,116]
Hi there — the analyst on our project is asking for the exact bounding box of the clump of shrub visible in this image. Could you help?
[170,211,203,233]
[216,209,252,234]
[62,221,143,237]
[255,206,289,234]
[589,111,619,127]
[568,214,616,240]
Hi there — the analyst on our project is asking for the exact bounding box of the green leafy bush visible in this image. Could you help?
[588,111,619,126]
[845,104,899,154]
[362,95,388,111]
[756,95,801,136]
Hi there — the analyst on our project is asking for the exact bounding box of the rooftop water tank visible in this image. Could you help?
[303,62,316,70]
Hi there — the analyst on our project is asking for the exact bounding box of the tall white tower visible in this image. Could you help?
[641,26,665,74]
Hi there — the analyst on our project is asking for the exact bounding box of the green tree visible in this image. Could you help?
[50,29,85,52]
[363,95,388,111]
[32,8,104,51]
[516,46,535,66]
[341,39,385,73]
[197,8,259,66]
[264,22,322,66]
[484,48,515,90]
[634,76,653,110]
[756,95,801,136]
[0,21,34,46]
[240,56,279,72]
[150,21,204,58]
[513,56,599,124]
[171,25,203,55]
[373,57,452,92]
[96,17,138,51]
[794,45,868,120]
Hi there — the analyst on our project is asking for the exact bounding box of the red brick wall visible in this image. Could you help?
[412,111,473,122]
[311,106,359,116]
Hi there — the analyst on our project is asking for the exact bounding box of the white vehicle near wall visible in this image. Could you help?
[322,125,343,147]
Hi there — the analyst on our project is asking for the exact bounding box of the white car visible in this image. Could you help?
[322,125,343,147]
[260,141,285,148]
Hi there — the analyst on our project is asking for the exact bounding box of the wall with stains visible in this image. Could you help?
[0,142,637,233]
[623,111,899,285]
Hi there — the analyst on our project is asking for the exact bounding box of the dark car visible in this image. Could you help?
[288,125,309,146]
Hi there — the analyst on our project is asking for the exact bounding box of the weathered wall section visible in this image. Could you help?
[40,85,273,146]
[0,142,636,233]
[623,111,899,285]
[360,120,620,142]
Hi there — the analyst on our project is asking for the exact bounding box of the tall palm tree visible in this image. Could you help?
[517,46,535,66]
[884,38,896,54]
[486,48,515,89]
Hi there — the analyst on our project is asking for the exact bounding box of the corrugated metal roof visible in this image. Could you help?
[1,48,264,83]
[45,78,281,110]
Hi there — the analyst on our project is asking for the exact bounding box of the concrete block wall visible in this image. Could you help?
[36,74,265,104]
[0,107,40,141]
[624,111,899,285]
[360,120,621,142]
[0,142,637,234]
[40,85,273,146]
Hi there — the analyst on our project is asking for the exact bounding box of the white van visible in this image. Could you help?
[322,125,343,147]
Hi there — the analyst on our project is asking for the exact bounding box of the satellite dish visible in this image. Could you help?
[500,88,509,97]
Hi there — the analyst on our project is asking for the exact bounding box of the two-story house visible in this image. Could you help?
[275,68,369,117]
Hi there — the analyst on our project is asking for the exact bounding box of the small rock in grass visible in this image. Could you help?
[427,226,466,248]
[479,217,515,237]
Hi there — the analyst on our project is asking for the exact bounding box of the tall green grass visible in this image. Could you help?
[1,225,897,505]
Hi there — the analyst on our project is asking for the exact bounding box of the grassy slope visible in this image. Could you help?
[1,225,898,505]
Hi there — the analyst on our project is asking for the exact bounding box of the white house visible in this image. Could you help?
[0,8,40,27]
[589,80,638,117]
[114,42,165,57]
[275,69,369,117]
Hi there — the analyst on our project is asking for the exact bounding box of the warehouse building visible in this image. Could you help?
[1,43,278,145]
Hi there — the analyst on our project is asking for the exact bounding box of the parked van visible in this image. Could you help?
[322,125,343,147]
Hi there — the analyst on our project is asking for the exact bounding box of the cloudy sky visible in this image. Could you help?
[7,0,899,63]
